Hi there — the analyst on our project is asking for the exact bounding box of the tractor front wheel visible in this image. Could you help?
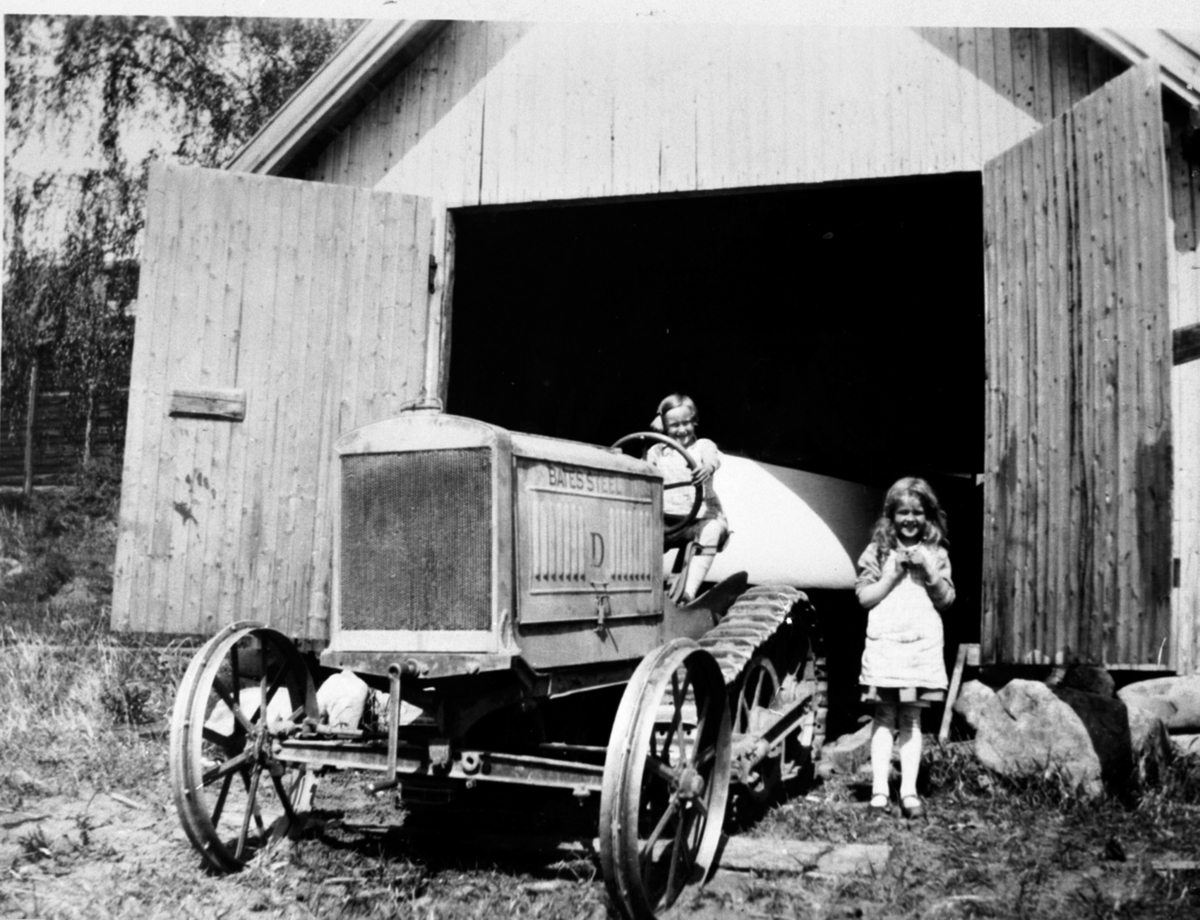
[169,622,318,872]
[599,639,731,920]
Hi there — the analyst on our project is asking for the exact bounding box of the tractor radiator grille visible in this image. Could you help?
[340,450,492,631]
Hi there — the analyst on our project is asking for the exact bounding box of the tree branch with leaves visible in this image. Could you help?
[3,14,361,492]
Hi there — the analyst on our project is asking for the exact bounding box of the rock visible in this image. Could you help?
[718,837,831,872]
[1121,694,1178,728]
[1118,676,1200,733]
[716,837,891,877]
[1049,663,1115,698]
[814,843,891,877]
[1124,696,1172,784]
[1171,734,1200,757]
[48,578,95,607]
[971,678,1164,797]
[819,722,873,775]
[953,680,996,730]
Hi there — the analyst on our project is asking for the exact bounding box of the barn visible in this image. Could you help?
[112,22,1200,681]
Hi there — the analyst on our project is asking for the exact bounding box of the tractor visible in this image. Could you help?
[169,402,865,920]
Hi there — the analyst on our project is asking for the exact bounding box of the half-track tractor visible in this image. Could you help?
[169,403,850,920]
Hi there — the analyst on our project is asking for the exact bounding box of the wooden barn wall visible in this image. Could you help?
[1168,116,1200,674]
[981,64,1173,669]
[303,26,1124,204]
[113,163,435,638]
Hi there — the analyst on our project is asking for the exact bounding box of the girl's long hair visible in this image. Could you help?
[869,476,949,559]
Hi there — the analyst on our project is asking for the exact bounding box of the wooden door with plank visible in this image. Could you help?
[113,163,439,641]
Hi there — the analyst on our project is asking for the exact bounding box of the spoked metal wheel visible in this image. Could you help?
[600,639,731,920]
[169,621,318,872]
[730,657,783,808]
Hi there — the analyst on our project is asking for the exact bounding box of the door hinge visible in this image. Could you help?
[428,254,438,294]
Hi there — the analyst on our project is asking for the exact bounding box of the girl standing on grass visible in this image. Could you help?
[855,477,955,819]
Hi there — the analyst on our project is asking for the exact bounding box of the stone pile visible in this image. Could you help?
[814,664,1200,801]
[953,665,1177,798]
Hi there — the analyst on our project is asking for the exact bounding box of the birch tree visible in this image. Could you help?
[3,15,359,491]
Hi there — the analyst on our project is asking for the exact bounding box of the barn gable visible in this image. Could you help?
[231,25,1199,190]
[234,25,1131,199]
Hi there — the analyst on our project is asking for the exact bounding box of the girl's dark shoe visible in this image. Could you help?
[900,795,925,819]
[868,794,891,816]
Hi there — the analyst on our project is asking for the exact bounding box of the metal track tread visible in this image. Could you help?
[698,586,805,685]
[698,585,829,760]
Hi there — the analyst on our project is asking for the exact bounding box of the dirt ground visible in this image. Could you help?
[5,736,1199,920]
[3,493,1199,919]
[0,767,860,920]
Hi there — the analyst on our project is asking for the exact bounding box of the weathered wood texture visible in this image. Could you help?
[982,63,1173,668]
[303,26,1122,204]
[296,22,1195,670]
[112,163,435,638]
[1168,115,1200,673]
[113,26,1198,671]
[168,388,247,421]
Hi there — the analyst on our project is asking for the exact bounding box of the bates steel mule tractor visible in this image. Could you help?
[168,404,835,920]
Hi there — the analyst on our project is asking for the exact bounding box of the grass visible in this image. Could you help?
[0,480,613,919]
[742,742,1200,919]
[0,628,183,807]
[1,470,194,806]
[4,476,1200,918]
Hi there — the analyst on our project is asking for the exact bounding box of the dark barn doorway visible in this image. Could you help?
[447,175,985,722]
[447,175,981,482]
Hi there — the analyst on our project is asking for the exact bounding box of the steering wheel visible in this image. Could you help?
[611,431,704,540]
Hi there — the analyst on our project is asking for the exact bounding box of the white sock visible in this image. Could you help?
[681,519,725,600]
[870,703,897,798]
[897,704,923,799]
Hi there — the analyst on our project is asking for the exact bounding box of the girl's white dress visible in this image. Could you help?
[646,438,725,523]
[857,543,955,696]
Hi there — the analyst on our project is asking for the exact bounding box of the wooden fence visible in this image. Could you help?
[0,391,127,489]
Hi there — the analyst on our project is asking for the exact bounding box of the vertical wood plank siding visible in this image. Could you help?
[1169,115,1200,674]
[112,164,434,638]
[981,64,1173,668]
[294,25,1171,662]
[118,27,1195,656]
[304,27,1122,205]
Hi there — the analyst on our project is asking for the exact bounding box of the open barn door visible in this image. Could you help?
[982,62,1173,669]
[113,163,440,640]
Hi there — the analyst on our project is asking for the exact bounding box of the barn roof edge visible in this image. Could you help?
[225,19,447,176]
